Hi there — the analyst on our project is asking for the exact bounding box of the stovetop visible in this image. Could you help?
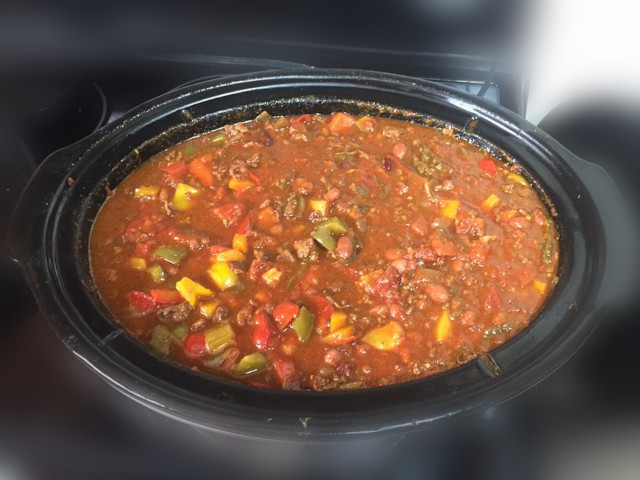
[2,52,639,480]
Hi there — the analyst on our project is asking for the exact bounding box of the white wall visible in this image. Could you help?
[525,0,640,124]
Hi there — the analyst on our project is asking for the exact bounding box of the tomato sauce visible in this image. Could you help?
[90,112,559,390]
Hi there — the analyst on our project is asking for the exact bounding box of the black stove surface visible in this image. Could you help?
[2,52,639,480]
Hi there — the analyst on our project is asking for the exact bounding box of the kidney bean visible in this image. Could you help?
[425,284,450,304]
[335,236,354,260]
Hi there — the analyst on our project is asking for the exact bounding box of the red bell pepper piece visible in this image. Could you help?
[273,302,300,330]
[188,155,214,187]
[213,203,247,228]
[129,291,158,312]
[183,333,207,357]
[235,213,253,234]
[163,162,188,179]
[327,112,355,133]
[272,357,299,387]
[306,295,333,330]
[480,157,498,175]
[149,289,183,306]
[252,309,274,350]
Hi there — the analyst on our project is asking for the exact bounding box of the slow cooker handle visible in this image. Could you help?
[565,154,640,306]
[8,139,88,268]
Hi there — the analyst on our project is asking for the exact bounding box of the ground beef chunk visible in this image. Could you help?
[235,305,253,327]
[293,238,320,262]
[157,303,191,323]
[455,215,485,238]
[224,122,248,138]
[213,305,229,323]
[166,227,211,251]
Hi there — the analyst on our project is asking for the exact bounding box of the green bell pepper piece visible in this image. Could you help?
[318,217,348,234]
[292,306,314,342]
[171,324,189,342]
[235,352,268,375]
[152,246,187,266]
[149,325,172,355]
[311,226,337,250]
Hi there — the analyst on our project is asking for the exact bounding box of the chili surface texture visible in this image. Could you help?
[90,112,559,391]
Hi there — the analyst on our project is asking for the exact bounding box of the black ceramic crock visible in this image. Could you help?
[9,69,638,441]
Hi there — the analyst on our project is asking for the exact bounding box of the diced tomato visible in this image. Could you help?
[294,114,311,125]
[129,291,158,312]
[163,162,188,179]
[213,203,247,228]
[480,157,498,175]
[188,155,214,187]
[410,217,430,237]
[512,267,535,288]
[252,309,274,350]
[235,214,253,235]
[273,302,300,330]
[135,242,153,257]
[306,295,334,330]
[290,114,311,132]
[327,112,356,133]
[483,287,502,312]
[149,289,183,306]
[183,333,207,357]
[272,357,299,387]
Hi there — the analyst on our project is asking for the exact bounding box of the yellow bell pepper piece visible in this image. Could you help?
[362,321,405,351]
[330,312,348,332]
[533,280,547,295]
[309,199,328,216]
[507,172,528,186]
[228,178,255,192]
[482,194,501,211]
[175,277,212,307]
[199,300,220,318]
[129,257,147,270]
[435,309,452,342]
[440,199,459,219]
[172,183,201,211]
[262,267,282,286]
[232,234,249,253]
[323,325,356,345]
[134,185,160,199]
[214,249,246,262]
[208,262,239,291]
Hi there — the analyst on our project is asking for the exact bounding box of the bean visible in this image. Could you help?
[391,259,407,273]
[324,349,343,366]
[324,188,340,202]
[425,284,450,304]
[335,236,354,260]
